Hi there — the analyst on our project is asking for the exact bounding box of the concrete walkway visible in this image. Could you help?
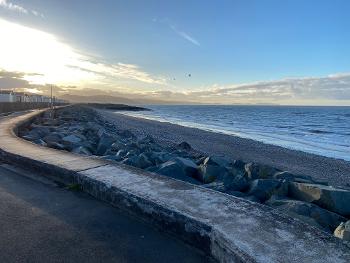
[0,163,210,263]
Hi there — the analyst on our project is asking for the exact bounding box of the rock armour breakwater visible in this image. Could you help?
[19,105,350,241]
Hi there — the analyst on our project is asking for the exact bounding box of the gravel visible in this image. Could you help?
[98,109,350,187]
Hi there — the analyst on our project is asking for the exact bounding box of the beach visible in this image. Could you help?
[99,109,350,187]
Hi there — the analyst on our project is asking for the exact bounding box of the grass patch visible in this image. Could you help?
[66,183,82,191]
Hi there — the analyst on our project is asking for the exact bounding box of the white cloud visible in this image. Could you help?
[170,25,200,46]
[0,0,27,13]
[0,18,166,87]
[0,0,43,17]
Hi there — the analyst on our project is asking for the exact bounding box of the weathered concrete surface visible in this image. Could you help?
[0,109,349,263]
[0,163,210,263]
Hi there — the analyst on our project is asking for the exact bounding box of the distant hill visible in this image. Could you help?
[59,94,203,105]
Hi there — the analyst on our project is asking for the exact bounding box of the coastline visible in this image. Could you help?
[99,109,350,187]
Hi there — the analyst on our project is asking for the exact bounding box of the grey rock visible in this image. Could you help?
[245,163,278,180]
[96,133,116,155]
[43,133,63,144]
[204,156,231,168]
[178,141,192,151]
[155,160,200,184]
[33,139,47,146]
[247,179,288,202]
[62,134,83,144]
[289,182,350,217]
[199,156,230,183]
[149,152,174,165]
[137,153,153,169]
[72,146,92,155]
[334,221,350,241]
[269,199,347,232]
[46,141,66,150]
[116,149,127,158]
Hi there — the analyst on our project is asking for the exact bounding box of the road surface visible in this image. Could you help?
[0,162,211,263]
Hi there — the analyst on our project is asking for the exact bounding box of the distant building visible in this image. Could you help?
[0,89,68,104]
[0,90,16,102]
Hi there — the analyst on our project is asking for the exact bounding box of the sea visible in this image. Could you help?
[118,105,350,161]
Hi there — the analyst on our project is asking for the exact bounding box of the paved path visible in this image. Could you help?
[0,163,211,263]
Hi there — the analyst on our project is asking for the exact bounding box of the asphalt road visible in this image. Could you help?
[0,163,211,263]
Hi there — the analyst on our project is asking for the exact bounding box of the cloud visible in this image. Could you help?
[2,68,349,105]
[0,18,166,87]
[153,18,200,46]
[0,0,43,17]
[170,25,200,46]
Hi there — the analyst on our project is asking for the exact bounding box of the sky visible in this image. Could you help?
[0,0,349,105]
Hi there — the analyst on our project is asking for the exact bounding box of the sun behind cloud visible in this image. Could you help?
[0,18,165,88]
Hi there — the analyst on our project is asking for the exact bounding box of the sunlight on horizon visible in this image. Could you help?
[0,18,99,86]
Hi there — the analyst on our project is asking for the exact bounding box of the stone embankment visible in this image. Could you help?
[19,105,350,241]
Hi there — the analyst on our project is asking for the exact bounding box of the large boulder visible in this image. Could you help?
[247,179,288,202]
[268,199,348,233]
[289,182,350,217]
[334,221,350,241]
[244,163,278,180]
[148,152,174,165]
[96,133,116,155]
[62,134,83,144]
[199,156,230,183]
[43,133,63,145]
[137,153,153,169]
[177,141,192,151]
[155,159,200,184]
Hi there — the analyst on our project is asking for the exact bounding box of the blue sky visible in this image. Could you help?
[0,0,349,104]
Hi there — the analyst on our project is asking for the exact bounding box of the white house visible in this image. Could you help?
[0,90,16,102]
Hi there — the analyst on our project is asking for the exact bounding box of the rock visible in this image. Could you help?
[334,221,350,241]
[110,142,126,152]
[96,133,116,155]
[72,146,92,155]
[30,126,51,137]
[268,199,348,233]
[46,142,66,150]
[247,179,288,202]
[289,182,350,217]
[199,156,230,183]
[274,171,327,184]
[223,173,249,192]
[116,149,127,158]
[121,154,153,169]
[43,133,62,144]
[178,141,192,151]
[173,157,198,177]
[232,159,245,170]
[62,134,83,144]
[245,163,279,180]
[204,156,231,168]
[33,139,47,146]
[155,160,200,184]
[137,153,153,169]
[149,152,174,165]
